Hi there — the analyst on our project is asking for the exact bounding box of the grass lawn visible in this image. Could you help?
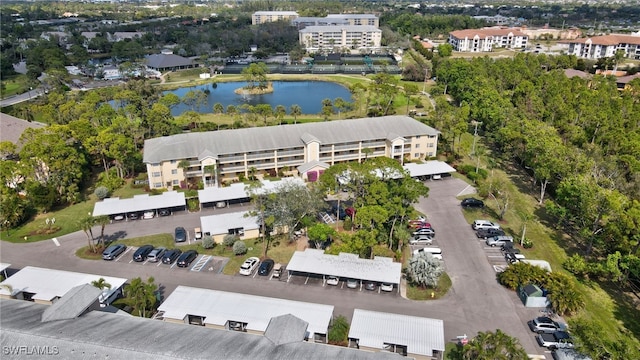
[1,74,30,98]
[405,272,452,300]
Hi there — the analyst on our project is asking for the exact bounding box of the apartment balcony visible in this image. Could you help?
[333,144,359,151]
[185,170,203,177]
[221,165,246,173]
[277,159,304,166]
[219,154,245,163]
[276,149,304,157]
[246,152,274,161]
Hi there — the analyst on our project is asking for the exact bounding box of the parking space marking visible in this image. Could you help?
[190,255,212,272]
[493,265,508,272]
[115,247,134,262]
[170,262,178,269]
[156,261,163,267]
[51,238,60,246]
[487,255,504,258]
[305,275,310,284]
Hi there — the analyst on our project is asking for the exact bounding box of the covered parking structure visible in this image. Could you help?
[403,161,456,180]
[198,178,305,209]
[285,249,402,292]
[92,191,186,218]
[199,211,260,243]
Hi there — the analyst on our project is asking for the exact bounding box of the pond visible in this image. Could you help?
[164,81,353,116]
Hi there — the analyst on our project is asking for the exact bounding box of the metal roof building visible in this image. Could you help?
[349,309,445,359]
[0,266,126,306]
[286,249,402,289]
[158,286,334,340]
[0,298,409,360]
[198,178,305,206]
[92,191,186,216]
[403,161,456,178]
[199,211,260,242]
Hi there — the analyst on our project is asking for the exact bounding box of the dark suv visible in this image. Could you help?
[461,198,484,208]
[174,227,187,243]
[102,244,127,260]
[162,249,182,264]
[133,245,154,262]
[476,228,506,239]
[177,250,198,267]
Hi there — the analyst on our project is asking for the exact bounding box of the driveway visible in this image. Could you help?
[0,179,545,355]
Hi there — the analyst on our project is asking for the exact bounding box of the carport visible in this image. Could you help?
[92,191,186,218]
[199,211,260,243]
[198,178,305,209]
[285,249,402,292]
[403,161,456,179]
[0,263,10,279]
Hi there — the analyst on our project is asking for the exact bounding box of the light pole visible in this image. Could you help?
[470,120,482,157]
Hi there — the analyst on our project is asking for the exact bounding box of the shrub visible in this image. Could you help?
[343,217,353,231]
[223,234,239,247]
[202,235,215,249]
[328,315,350,346]
[563,254,589,277]
[233,240,247,255]
[187,198,199,212]
[96,169,125,192]
[522,238,533,249]
[497,262,548,290]
[94,186,109,200]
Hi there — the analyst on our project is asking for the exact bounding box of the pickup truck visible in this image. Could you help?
[536,331,574,349]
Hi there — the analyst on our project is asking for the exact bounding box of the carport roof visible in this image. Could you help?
[157,286,334,336]
[0,263,10,273]
[92,191,186,216]
[0,266,126,303]
[286,249,402,284]
[403,161,456,177]
[200,211,259,236]
[198,178,306,204]
[348,309,445,357]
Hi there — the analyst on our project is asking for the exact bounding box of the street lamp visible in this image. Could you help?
[470,120,483,157]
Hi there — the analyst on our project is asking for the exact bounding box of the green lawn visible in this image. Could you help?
[0,74,30,98]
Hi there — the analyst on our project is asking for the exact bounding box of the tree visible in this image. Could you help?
[328,315,350,346]
[403,83,419,113]
[78,216,96,253]
[95,215,110,248]
[406,252,444,288]
[307,223,336,249]
[289,104,302,124]
[254,104,273,125]
[213,102,224,115]
[223,234,239,247]
[462,329,528,360]
[202,235,215,249]
[91,277,112,290]
[321,98,333,121]
[233,240,247,255]
[94,186,109,200]
[275,105,286,124]
[182,90,208,113]
[241,62,269,89]
[121,277,158,318]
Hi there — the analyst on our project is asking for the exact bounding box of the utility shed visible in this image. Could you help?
[199,211,260,243]
[519,283,549,308]
[348,309,445,360]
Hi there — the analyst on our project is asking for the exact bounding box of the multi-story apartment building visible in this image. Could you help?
[325,14,379,27]
[448,28,528,52]
[251,11,299,25]
[143,116,440,190]
[299,25,382,51]
[564,34,640,60]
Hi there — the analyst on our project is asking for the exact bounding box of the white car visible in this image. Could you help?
[409,236,433,245]
[472,220,501,230]
[346,279,359,289]
[413,228,435,237]
[326,276,339,286]
[142,211,155,219]
[380,283,394,292]
[239,257,260,276]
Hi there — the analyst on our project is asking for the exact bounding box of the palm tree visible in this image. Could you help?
[406,252,444,288]
[95,215,110,248]
[91,277,112,290]
[462,329,528,360]
[122,277,158,318]
[78,216,96,252]
[289,104,302,124]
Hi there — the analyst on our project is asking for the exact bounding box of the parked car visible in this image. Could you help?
[162,249,182,264]
[461,198,485,208]
[528,317,567,334]
[551,349,590,360]
[364,281,377,291]
[346,279,359,289]
[413,228,436,237]
[102,244,127,261]
[177,250,198,268]
[132,245,154,262]
[536,331,574,349]
[505,252,525,264]
[174,227,187,243]
[409,235,433,245]
[486,235,514,247]
[380,283,394,292]
[413,247,443,260]
[239,257,260,275]
[127,212,140,220]
[142,210,155,219]
[475,228,506,239]
[194,227,203,240]
[432,174,442,180]
[408,219,431,229]
[472,220,501,230]
[258,259,275,276]
[111,214,125,221]
[326,276,339,286]
[158,209,171,217]
[272,263,283,278]
[146,247,166,263]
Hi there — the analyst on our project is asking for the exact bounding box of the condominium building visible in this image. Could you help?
[448,27,528,52]
[564,34,640,60]
[299,25,382,51]
[325,14,379,27]
[252,11,299,25]
[142,116,440,190]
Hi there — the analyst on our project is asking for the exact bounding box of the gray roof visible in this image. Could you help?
[198,178,306,204]
[299,25,381,33]
[0,113,46,147]
[1,298,405,360]
[41,284,101,322]
[92,191,186,216]
[264,314,309,345]
[297,160,330,174]
[286,249,402,284]
[145,53,192,69]
[144,116,440,164]
[403,161,456,177]
[349,309,445,357]
[200,211,259,236]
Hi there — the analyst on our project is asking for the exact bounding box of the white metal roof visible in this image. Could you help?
[0,266,126,302]
[0,263,11,273]
[520,259,552,272]
[92,191,186,216]
[200,211,259,236]
[403,161,456,177]
[349,309,445,357]
[286,249,402,284]
[157,286,334,336]
[198,178,306,204]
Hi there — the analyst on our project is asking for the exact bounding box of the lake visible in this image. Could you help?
[165,81,353,116]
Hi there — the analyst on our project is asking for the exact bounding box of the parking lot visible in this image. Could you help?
[106,246,228,273]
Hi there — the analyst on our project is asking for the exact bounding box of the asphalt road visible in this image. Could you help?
[0,178,546,356]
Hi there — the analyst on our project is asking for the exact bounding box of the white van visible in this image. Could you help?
[413,247,443,260]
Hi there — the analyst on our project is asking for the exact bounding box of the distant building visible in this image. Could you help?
[299,25,382,51]
[448,27,528,52]
[564,34,640,60]
[252,11,299,25]
[145,53,194,72]
[0,113,46,153]
[325,14,379,27]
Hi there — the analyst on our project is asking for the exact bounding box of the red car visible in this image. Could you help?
[409,220,432,229]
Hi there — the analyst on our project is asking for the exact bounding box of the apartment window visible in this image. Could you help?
[152,172,161,177]
[415,135,421,139]
[171,169,178,175]
[414,153,420,158]
[428,143,435,148]
[415,144,420,148]
[172,180,179,185]
[154,182,162,188]
[428,152,434,157]
[170,160,176,164]
[151,163,160,167]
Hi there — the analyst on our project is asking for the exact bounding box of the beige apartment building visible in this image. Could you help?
[251,11,299,25]
[564,34,640,60]
[449,27,528,52]
[143,116,440,189]
[299,25,382,51]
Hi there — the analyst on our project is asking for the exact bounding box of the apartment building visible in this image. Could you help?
[299,25,382,51]
[251,11,299,25]
[449,28,528,52]
[143,116,440,190]
[325,14,379,27]
[564,34,640,60]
